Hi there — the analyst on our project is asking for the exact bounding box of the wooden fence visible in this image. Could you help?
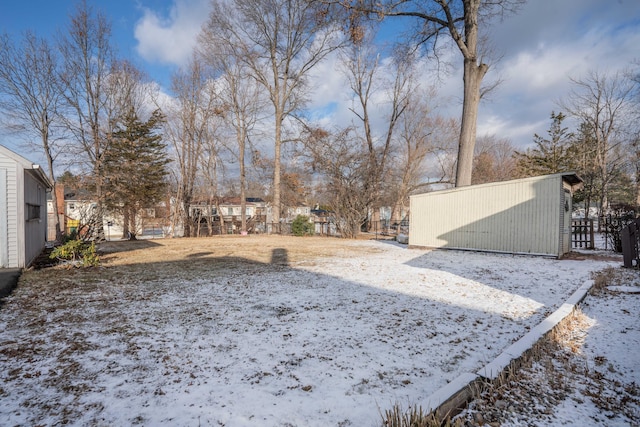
[571,219,594,249]
[621,218,640,268]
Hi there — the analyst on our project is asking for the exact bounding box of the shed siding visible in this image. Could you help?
[0,155,19,268]
[410,175,565,256]
[0,168,7,267]
[1,146,51,268]
[23,171,48,266]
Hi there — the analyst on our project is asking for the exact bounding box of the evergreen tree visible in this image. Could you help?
[570,121,600,217]
[104,108,170,238]
[607,169,636,209]
[515,112,577,177]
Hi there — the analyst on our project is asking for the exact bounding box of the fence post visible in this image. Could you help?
[621,219,640,268]
[589,220,594,249]
[622,225,632,268]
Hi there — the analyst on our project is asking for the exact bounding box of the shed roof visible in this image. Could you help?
[0,144,52,189]
[412,172,583,198]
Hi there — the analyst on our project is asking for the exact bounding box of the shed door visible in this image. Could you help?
[562,189,572,254]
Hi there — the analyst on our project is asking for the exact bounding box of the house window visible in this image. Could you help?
[27,203,41,221]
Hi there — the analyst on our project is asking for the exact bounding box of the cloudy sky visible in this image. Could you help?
[1,0,638,160]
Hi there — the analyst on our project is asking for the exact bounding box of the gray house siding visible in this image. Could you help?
[0,168,8,267]
[0,155,20,268]
[409,173,582,257]
[0,145,52,268]
[23,170,49,266]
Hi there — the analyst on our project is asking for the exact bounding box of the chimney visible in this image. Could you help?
[55,183,65,214]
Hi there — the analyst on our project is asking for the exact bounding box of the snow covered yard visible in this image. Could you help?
[457,266,640,426]
[0,236,623,426]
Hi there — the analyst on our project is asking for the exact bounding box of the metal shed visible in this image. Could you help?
[409,173,583,257]
[0,145,52,268]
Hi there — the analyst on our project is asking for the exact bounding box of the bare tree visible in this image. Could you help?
[340,38,414,229]
[303,126,375,237]
[163,57,220,237]
[57,1,115,240]
[560,70,636,219]
[198,31,266,234]
[0,32,64,241]
[338,0,523,187]
[104,60,152,129]
[472,134,517,184]
[385,87,459,222]
[203,0,344,227]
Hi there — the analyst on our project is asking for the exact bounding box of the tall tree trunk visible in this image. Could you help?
[273,116,282,229]
[455,55,488,187]
[216,198,225,235]
[46,155,62,242]
[122,207,130,239]
[240,138,247,233]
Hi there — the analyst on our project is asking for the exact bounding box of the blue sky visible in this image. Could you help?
[1,0,639,163]
[0,0,196,89]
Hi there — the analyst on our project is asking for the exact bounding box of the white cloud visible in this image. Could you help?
[473,3,640,150]
[134,0,211,66]
[131,0,638,154]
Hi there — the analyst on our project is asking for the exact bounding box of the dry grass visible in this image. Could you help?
[98,235,381,265]
[31,235,385,288]
[590,265,640,295]
[382,405,464,427]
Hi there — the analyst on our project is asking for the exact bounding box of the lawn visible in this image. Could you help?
[0,235,620,426]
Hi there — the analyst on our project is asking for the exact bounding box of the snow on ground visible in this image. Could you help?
[546,282,640,425]
[457,265,640,426]
[0,240,625,426]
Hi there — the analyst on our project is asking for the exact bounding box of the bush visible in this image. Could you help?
[50,239,99,267]
[291,215,314,236]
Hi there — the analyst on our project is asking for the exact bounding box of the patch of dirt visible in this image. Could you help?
[562,251,623,262]
[30,246,58,269]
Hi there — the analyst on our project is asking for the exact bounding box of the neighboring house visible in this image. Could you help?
[286,205,311,219]
[189,197,267,222]
[47,184,170,240]
[310,208,338,236]
[0,145,52,268]
[188,197,268,235]
[409,172,583,258]
[265,204,310,223]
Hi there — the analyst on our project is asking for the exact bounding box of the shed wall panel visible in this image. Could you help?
[23,171,48,266]
[0,168,7,267]
[0,155,19,267]
[410,175,565,256]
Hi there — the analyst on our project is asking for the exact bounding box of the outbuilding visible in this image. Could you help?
[409,173,583,258]
[0,145,52,268]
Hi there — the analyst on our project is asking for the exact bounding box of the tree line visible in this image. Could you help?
[0,0,638,239]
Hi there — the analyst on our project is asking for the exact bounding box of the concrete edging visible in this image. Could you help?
[423,279,594,419]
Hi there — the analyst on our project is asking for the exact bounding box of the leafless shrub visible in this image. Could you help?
[590,267,616,295]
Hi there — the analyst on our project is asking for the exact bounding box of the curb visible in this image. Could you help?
[424,279,594,419]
